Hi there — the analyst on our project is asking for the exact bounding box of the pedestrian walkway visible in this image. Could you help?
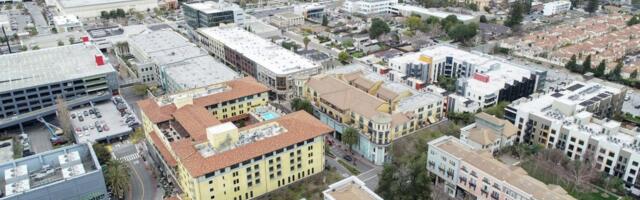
[118,153,140,162]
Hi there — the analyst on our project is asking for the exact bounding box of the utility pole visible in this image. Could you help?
[1,25,12,54]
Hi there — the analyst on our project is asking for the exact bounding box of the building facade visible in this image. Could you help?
[270,13,304,29]
[0,44,118,130]
[0,143,107,200]
[459,113,517,154]
[543,1,571,16]
[182,1,245,29]
[196,26,321,100]
[293,3,325,20]
[427,136,576,200]
[342,0,398,15]
[138,78,332,200]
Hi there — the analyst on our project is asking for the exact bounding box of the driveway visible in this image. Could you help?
[23,2,50,35]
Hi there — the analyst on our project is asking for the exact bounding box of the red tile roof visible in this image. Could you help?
[149,131,178,167]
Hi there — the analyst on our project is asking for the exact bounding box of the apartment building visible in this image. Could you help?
[126,30,239,92]
[342,0,398,15]
[505,80,626,144]
[182,1,245,29]
[543,1,571,16]
[196,26,321,100]
[138,78,332,200]
[0,143,107,200]
[459,113,517,154]
[0,44,118,130]
[427,136,575,199]
[388,45,543,109]
[322,176,383,200]
[302,64,444,165]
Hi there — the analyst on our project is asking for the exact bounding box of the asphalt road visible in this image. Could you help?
[111,141,158,200]
[23,2,50,35]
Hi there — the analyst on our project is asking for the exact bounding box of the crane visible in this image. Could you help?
[36,117,63,141]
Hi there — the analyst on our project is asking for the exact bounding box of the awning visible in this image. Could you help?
[428,116,437,124]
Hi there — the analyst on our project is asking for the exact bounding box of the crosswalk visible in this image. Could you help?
[118,153,140,162]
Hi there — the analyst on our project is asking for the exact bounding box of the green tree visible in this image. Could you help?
[92,143,111,165]
[338,51,350,64]
[628,16,640,26]
[5,4,12,10]
[447,23,478,44]
[440,15,461,31]
[580,54,591,74]
[369,18,390,39]
[594,60,606,77]
[68,37,75,44]
[104,160,131,199]
[100,11,109,19]
[303,36,310,51]
[405,15,423,31]
[448,112,475,124]
[607,62,623,82]
[322,14,328,26]
[109,10,117,18]
[505,2,524,28]
[55,95,75,143]
[57,40,64,46]
[290,98,314,115]
[631,69,638,79]
[376,154,432,199]
[437,75,457,92]
[484,101,509,118]
[116,8,126,18]
[586,0,599,13]
[565,55,578,72]
[342,127,359,151]
[132,84,149,96]
[479,15,488,23]
[342,38,354,48]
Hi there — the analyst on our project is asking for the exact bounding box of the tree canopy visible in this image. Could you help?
[447,23,478,44]
[342,127,359,150]
[586,0,598,13]
[505,2,524,28]
[369,18,390,39]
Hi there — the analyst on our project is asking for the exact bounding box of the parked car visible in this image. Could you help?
[83,111,89,116]
[342,155,353,162]
[103,125,109,131]
[71,113,76,119]
[97,126,103,132]
[78,116,84,122]
[75,127,82,132]
[0,143,10,148]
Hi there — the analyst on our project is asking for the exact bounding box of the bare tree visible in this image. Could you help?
[55,95,75,142]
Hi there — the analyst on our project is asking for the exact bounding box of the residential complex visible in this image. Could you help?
[125,30,240,93]
[388,45,543,109]
[182,1,245,29]
[500,14,640,75]
[301,64,444,164]
[505,80,626,144]
[459,113,517,154]
[49,0,158,19]
[0,143,107,200]
[543,1,571,16]
[196,26,321,100]
[322,176,383,200]
[138,77,332,200]
[342,0,398,15]
[427,136,576,200]
[0,44,118,130]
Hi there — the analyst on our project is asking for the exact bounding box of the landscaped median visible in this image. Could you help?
[337,159,360,175]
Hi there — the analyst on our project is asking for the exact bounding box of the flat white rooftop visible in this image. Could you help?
[393,4,476,21]
[163,56,240,89]
[53,15,80,26]
[184,1,241,13]
[57,0,152,8]
[198,26,320,76]
[0,44,116,92]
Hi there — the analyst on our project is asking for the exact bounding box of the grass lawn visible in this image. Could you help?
[256,168,344,200]
[569,188,618,200]
[338,159,360,175]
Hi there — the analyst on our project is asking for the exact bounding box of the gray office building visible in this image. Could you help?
[182,1,245,29]
[0,44,119,130]
[0,143,107,200]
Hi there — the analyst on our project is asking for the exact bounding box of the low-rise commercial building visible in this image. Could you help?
[342,0,398,15]
[50,0,158,19]
[322,176,383,200]
[293,3,325,20]
[0,143,107,200]
[427,136,575,199]
[388,45,543,109]
[390,4,478,23]
[543,1,572,16]
[126,30,240,92]
[138,77,332,200]
[302,64,444,165]
[459,113,517,154]
[270,12,304,28]
[0,44,118,130]
[52,15,82,33]
[182,1,245,29]
[197,26,321,100]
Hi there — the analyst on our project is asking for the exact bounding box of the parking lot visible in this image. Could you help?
[70,96,139,144]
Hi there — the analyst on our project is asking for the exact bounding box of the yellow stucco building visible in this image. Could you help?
[138,77,333,200]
